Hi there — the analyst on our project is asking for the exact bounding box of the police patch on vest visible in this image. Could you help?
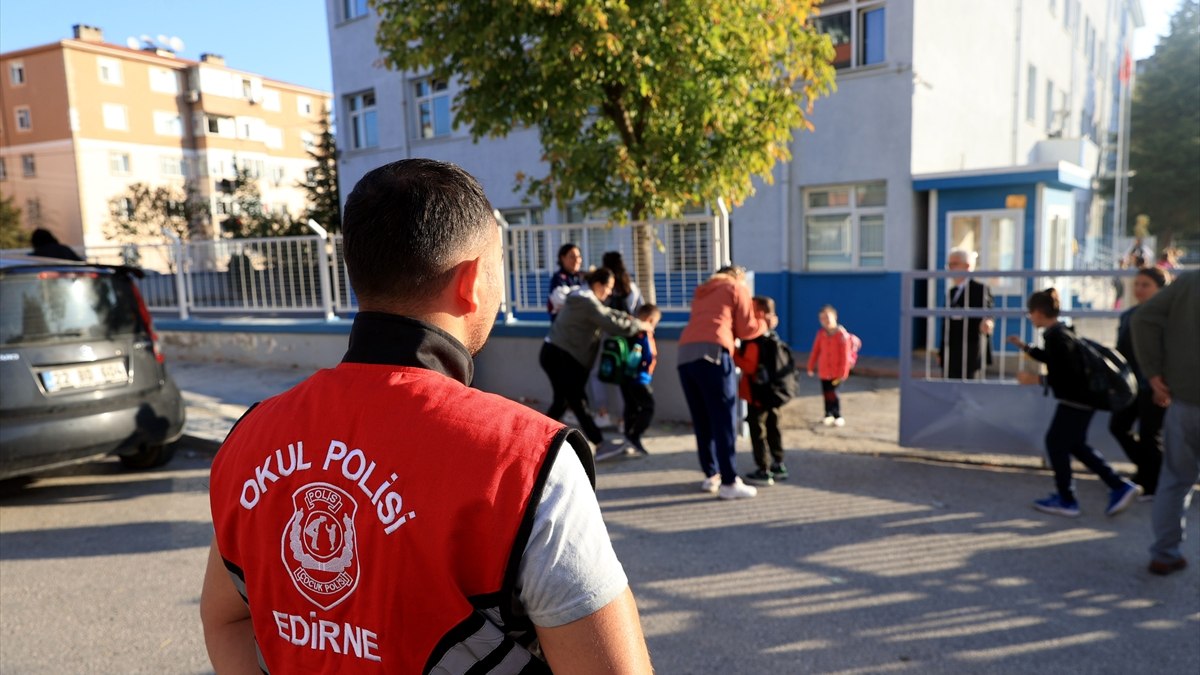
[282,482,360,610]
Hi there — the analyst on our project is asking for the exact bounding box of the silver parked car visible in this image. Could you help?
[0,256,185,479]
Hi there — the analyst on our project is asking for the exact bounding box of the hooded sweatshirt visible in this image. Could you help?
[678,273,765,356]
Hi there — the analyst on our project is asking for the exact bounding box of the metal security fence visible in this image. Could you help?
[3,212,727,320]
[501,214,728,316]
[898,269,1141,455]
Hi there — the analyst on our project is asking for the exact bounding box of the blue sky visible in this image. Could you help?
[0,0,1182,95]
[0,0,333,92]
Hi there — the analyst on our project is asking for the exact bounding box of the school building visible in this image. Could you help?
[324,0,1144,356]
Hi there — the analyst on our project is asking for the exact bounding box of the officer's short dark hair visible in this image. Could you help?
[343,159,495,307]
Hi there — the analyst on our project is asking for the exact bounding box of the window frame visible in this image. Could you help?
[345,90,378,150]
[109,152,131,175]
[9,61,25,86]
[342,0,369,21]
[0,157,7,181]
[97,57,123,85]
[412,77,452,139]
[153,111,184,137]
[812,0,887,71]
[15,106,32,132]
[102,103,129,131]
[21,154,36,177]
[1025,64,1038,123]
[26,197,42,225]
[802,181,887,271]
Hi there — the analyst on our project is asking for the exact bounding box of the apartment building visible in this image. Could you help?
[325,0,1143,355]
[0,24,331,249]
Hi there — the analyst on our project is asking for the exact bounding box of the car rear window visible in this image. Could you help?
[0,271,142,346]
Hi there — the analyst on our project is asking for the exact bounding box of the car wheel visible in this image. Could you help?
[119,443,177,470]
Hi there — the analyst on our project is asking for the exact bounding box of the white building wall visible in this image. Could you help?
[327,4,551,220]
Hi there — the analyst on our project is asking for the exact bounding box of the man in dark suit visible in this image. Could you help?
[939,247,994,379]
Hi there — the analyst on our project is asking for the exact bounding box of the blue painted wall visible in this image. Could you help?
[755,272,902,357]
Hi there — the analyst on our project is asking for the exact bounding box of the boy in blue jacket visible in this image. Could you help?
[622,304,662,456]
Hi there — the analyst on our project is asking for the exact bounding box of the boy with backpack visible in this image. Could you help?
[735,297,797,486]
[596,304,662,460]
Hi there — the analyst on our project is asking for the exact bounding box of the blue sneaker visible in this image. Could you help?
[1106,481,1142,516]
[1034,494,1081,518]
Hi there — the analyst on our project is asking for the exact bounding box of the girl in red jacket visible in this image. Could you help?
[807,305,858,426]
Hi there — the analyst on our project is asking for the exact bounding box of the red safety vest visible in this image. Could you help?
[210,362,581,673]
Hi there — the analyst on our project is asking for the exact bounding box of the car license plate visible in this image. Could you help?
[39,359,129,393]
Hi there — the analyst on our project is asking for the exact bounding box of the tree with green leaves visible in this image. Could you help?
[1128,0,1200,248]
[374,0,835,301]
[0,194,26,249]
[222,167,307,238]
[106,180,209,243]
[299,107,341,233]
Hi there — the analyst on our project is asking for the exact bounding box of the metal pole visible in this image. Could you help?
[162,229,189,320]
[494,209,515,324]
[307,220,336,321]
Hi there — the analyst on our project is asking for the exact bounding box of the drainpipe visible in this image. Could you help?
[1011,0,1024,166]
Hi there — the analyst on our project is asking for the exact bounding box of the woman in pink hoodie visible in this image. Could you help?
[807,305,856,427]
[677,266,766,500]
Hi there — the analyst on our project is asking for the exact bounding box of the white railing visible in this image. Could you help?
[501,214,726,316]
[4,214,728,320]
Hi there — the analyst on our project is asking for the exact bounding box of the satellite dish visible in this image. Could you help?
[126,36,139,49]
[139,34,152,45]
[157,34,169,45]
[169,36,185,52]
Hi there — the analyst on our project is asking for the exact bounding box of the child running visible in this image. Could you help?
[734,296,794,486]
[807,305,855,427]
[620,304,662,457]
[1008,288,1142,517]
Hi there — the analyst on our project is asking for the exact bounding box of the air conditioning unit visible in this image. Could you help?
[185,90,200,103]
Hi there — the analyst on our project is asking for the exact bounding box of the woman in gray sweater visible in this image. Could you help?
[540,267,645,446]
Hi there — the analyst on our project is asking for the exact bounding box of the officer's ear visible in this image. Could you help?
[450,256,482,315]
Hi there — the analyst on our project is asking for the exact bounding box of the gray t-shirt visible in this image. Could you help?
[516,441,628,627]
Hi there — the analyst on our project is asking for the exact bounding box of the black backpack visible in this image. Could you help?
[1074,336,1138,411]
[747,332,799,408]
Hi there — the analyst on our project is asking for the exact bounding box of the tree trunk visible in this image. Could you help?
[632,223,656,305]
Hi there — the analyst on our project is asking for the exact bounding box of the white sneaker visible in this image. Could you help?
[822,416,835,426]
[700,475,721,494]
[594,440,626,462]
[718,477,758,500]
[834,417,845,427]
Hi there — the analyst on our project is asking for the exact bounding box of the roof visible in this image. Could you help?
[912,161,1092,192]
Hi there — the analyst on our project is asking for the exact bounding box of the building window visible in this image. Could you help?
[346,90,378,149]
[102,103,128,130]
[342,0,369,20]
[9,61,25,85]
[205,114,235,137]
[97,57,122,85]
[15,106,32,131]
[1026,64,1037,122]
[813,1,886,70]
[110,152,131,175]
[414,78,451,139]
[297,96,313,116]
[26,198,42,225]
[149,67,179,94]
[0,157,7,181]
[21,154,36,177]
[154,111,184,136]
[803,182,886,270]
[160,155,185,176]
[1045,80,1056,133]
